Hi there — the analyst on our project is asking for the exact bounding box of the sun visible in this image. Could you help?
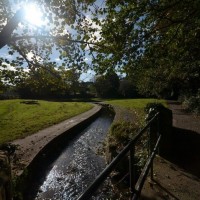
[24,3,46,27]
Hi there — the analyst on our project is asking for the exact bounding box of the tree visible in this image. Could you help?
[14,65,82,98]
[63,68,81,96]
[15,65,70,98]
[0,0,99,73]
[94,72,120,98]
[119,79,138,98]
[82,0,200,98]
[1,0,200,99]
[0,79,5,95]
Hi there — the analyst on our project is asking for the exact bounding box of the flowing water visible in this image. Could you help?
[32,109,114,200]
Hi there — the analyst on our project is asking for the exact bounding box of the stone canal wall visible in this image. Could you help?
[0,151,11,200]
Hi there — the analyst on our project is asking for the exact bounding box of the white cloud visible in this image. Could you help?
[23,67,30,72]
[0,62,30,72]
[26,51,42,62]
[80,69,95,82]
[0,62,16,71]
[84,57,92,63]
[55,58,61,62]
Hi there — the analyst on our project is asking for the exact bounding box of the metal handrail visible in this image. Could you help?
[78,113,160,200]
[132,134,161,200]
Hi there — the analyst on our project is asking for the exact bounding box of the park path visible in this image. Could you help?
[168,101,200,133]
[141,101,200,200]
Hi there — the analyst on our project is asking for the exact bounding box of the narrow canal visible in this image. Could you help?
[28,108,114,200]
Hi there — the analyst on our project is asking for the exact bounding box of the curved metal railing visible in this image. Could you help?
[78,113,161,200]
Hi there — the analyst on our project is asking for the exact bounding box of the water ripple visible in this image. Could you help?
[35,111,113,200]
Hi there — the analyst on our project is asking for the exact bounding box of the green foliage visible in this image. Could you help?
[105,107,148,192]
[83,0,200,98]
[0,99,93,144]
[106,120,140,180]
[183,90,200,114]
[14,66,81,98]
[109,121,137,144]
[144,102,165,120]
[94,72,120,98]
[105,99,167,111]
[144,102,165,114]
[1,0,199,99]
[118,79,139,98]
[94,99,168,180]
[0,0,90,69]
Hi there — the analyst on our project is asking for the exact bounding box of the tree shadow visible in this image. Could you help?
[140,179,180,200]
[164,127,200,178]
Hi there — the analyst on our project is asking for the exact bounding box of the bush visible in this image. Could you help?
[106,121,139,173]
[183,90,200,114]
[144,102,165,120]
[109,121,138,144]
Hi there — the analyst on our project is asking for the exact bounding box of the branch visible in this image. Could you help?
[166,23,182,45]
[11,44,61,79]
[12,44,32,68]
[10,34,105,48]
[0,8,25,49]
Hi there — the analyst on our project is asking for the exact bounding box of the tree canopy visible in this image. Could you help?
[0,0,98,70]
[94,71,120,98]
[87,0,200,97]
[0,0,199,98]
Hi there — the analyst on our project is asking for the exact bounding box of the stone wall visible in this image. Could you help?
[0,151,11,200]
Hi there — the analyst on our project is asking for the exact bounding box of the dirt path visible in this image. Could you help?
[141,101,200,200]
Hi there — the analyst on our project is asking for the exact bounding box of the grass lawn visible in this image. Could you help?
[0,99,93,144]
[105,98,167,119]
[105,98,167,110]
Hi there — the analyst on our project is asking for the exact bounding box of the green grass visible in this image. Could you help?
[105,98,167,122]
[105,98,167,110]
[0,99,93,144]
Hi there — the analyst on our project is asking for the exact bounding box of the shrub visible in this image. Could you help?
[106,121,139,174]
[144,102,165,120]
[183,90,200,114]
[109,121,138,144]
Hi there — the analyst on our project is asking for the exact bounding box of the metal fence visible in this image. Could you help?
[77,112,161,200]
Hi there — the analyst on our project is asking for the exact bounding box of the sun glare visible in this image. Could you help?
[24,4,46,27]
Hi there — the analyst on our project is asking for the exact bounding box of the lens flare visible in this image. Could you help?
[24,3,45,26]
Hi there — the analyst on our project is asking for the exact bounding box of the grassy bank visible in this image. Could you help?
[105,98,166,123]
[103,98,167,198]
[105,98,167,111]
[105,98,167,139]
[0,99,93,144]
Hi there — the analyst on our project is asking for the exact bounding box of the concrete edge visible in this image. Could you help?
[13,104,102,177]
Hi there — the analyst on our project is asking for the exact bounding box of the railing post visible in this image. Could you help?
[149,124,154,180]
[129,144,135,198]
[157,113,160,155]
